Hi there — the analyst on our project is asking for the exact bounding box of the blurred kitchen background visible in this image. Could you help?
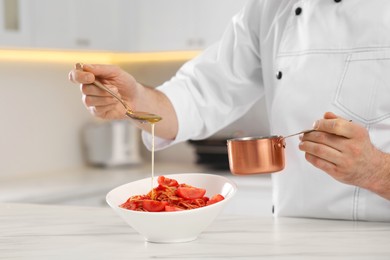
[0,0,272,216]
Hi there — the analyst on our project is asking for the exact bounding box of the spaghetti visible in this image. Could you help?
[120,176,225,212]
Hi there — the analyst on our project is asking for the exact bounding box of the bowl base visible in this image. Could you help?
[145,236,198,243]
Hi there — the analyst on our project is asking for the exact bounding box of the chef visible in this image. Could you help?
[69,0,390,221]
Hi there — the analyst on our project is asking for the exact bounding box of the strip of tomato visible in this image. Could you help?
[157,176,179,187]
[120,200,138,210]
[142,200,167,212]
[176,186,206,200]
[206,194,224,205]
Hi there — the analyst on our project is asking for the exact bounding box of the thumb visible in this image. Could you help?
[323,111,338,120]
[80,63,120,79]
[314,112,352,138]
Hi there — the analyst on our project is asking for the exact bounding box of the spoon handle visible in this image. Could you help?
[282,129,315,140]
[92,80,131,111]
[282,119,353,140]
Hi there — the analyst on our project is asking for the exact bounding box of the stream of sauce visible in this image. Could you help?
[133,114,161,199]
[151,122,155,198]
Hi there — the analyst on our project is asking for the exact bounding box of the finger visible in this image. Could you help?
[313,114,353,138]
[93,104,124,118]
[83,95,119,107]
[299,139,343,166]
[81,84,119,97]
[304,153,338,175]
[85,102,120,116]
[301,131,346,152]
[68,71,74,82]
[95,104,116,117]
[69,69,95,84]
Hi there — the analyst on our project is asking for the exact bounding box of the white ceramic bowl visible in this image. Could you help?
[106,173,237,243]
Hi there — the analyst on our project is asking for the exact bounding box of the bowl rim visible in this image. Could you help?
[106,173,238,215]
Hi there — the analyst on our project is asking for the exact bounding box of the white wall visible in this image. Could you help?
[0,61,91,176]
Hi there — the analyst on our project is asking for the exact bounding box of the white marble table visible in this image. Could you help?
[1,203,389,259]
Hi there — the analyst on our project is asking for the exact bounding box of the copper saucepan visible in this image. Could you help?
[227,129,314,175]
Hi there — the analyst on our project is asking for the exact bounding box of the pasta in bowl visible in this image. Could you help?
[106,173,237,243]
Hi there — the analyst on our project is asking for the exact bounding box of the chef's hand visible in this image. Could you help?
[68,63,179,140]
[68,63,141,120]
[299,112,390,200]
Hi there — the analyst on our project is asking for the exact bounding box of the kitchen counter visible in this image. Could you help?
[1,203,389,259]
[0,163,273,216]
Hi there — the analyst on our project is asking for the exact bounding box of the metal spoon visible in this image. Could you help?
[280,119,352,140]
[75,63,162,123]
[91,80,162,123]
[280,129,315,140]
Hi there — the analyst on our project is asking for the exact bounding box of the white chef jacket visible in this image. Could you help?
[143,0,390,221]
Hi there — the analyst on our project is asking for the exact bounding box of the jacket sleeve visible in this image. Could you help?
[143,0,264,150]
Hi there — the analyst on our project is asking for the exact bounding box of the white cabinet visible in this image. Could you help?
[130,0,193,51]
[132,0,248,51]
[0,0,32,47]
[0,0,248,52]
[30,0,134,51]
[29,0,72,49]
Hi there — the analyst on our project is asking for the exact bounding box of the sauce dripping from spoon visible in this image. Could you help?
[75,63,161,194]
[150,123,156,199]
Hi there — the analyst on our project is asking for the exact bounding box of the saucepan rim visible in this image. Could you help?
[227,135,281,142]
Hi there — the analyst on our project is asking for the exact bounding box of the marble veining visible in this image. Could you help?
[1,203,389,260]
